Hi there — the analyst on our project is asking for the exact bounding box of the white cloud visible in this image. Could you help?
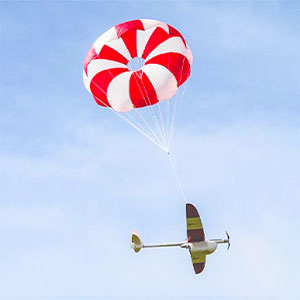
[0,1,299,299]
[0,114,299,298]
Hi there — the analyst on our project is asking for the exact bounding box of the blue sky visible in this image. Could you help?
[0,1,299,299]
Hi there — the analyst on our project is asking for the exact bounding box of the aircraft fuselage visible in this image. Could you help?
[188,240,218,255]
[131,203,230,274]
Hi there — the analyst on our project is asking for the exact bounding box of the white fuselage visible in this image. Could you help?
[188,240,218,255]
[134,237,227,254]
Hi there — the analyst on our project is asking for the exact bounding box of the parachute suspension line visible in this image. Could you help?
[167,87,179,149]
[103,70,163,147]
[144,70,168,148]
[140,85,167,148]
[167,152,187,203]
[131,73,163,144]
[134,75,165,147]
[90,80,147,139]
[166,91,170,144]
[166,54,170,139]
[165,59,189,202]
[122,110,163,147]
[91,79,166,151]
[130,105,165,149]
[132,72,167,149]
[156,98,168,149]
[104,70,161,146]
[167,58,188,150]
[93,95,167,152]
[166,53,172,150]
[114,112,167,152]
[168,84,187,150]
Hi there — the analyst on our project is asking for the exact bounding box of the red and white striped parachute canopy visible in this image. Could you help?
[83,19,193,113]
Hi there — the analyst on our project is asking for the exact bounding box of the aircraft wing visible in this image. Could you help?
[190,250,206,274]
[186,203,205,242]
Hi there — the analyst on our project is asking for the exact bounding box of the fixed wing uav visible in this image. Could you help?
[131,203,230,274]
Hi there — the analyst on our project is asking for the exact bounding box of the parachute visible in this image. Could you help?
[83,19,193,153]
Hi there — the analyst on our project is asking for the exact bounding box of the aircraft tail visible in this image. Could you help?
[131,231,143,253]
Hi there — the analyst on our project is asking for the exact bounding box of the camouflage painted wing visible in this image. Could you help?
[186,203,205,242]
[186,203,206,274]
[190,250,206,274]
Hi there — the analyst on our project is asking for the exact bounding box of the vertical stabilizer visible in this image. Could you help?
[131,231,143,253]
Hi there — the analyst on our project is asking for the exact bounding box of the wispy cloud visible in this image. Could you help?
[0,0,299,299]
